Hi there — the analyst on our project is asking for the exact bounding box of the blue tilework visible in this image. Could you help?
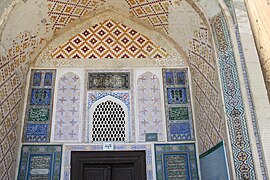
[212,14,255,179]
[167,88,187,104]
[18,145,62,180]
[44,72,53,86]
[33,72,42,86]
[163,69,194,141]
[30,89,51,105]
[165,71,174,85]
[222,3,268,178]
[176,71,185,85]
[155,144,198,180]
[23,69,56,143]
[26,124,49,142]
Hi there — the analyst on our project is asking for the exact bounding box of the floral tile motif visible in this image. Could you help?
[23,69,56,143]
[47,0,106,31]
[163,68,194,141]
[54,72,81,141]
[137,71,164,141]
[51,19,169,59]
[63,144,153,180]
[17,145,62,180]
[155,143,198,180]
[211,14,256,179]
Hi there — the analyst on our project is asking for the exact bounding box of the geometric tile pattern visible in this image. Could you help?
[54,72,81,141]
[23,69,56,143]
[17,145,62,180]
[137,71,164,141]
[63,144,153,180]
[163,68,194,141]
[188,26,224,152]
[125,0,172,34]
[212,14,255,179]
[199,141,230,180]
[0,31,44,179]
[47,0,106,31]
[229,3,267,177]
[51,19,169,59]
[155,143,198,180]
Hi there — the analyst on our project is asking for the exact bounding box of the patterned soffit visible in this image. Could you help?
[51,19,169,59]
[125,0,172,34]
[47,0,106,31]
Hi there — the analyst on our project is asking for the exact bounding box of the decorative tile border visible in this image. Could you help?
[17,145,62,180]
[211,13,256,179]
[162,68,194,141]
[155,143,198,180]
[223,2,268,178]
[63,144,153,180]
[53,72,81,141]
[23,69,56,143]
[137,71,165,141]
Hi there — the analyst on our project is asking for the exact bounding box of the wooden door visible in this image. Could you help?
[71,151,146,180]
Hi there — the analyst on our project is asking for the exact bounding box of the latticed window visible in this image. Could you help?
[91,100,126,142]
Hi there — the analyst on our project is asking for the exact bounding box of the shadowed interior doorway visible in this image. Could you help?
[71,151,146,180]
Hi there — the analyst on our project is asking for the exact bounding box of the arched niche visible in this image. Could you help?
[88,95,129,143]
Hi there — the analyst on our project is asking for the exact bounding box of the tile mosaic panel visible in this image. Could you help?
[227,2,267,177]
[54,72,81,141]
[200,141,230,180]
[188,26,224,152]
[17,145,62,180]
[47,0,106,31]
[23,69,56,143]
[63,144,153,180]
[88,72,130,90]
[137,72,164,141]
[155,143,198,180]
[51,19,169,59]
[212,14,255,179]
[87,92,134,142]
[163,68,194,141]
[125,0,172,34]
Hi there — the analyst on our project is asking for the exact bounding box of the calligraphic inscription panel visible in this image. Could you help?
[164,154,189,179]
[155,144,198,180]
[23,69,56,143]
[163,68,194,141]
[88,72,130,90]
[17,145,62,180]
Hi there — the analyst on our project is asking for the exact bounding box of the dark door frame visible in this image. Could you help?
[71,151,146,180]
